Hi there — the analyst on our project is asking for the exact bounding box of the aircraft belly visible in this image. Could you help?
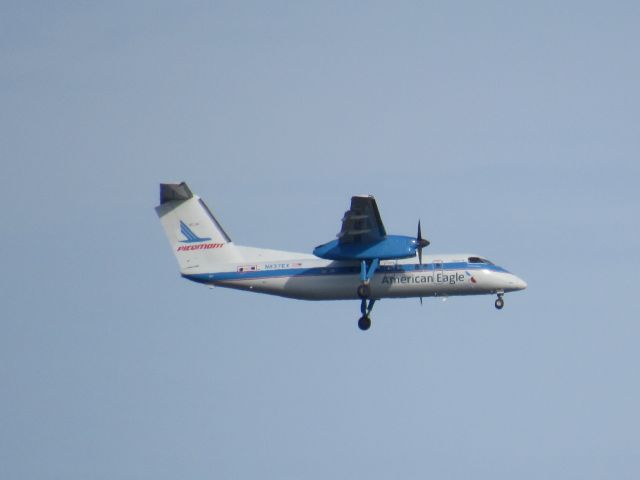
[216,275,358,300]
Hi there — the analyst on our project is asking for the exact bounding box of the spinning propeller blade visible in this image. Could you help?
[416,220,430,264]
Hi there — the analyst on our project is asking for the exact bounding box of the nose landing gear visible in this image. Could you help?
[495,292,505,310]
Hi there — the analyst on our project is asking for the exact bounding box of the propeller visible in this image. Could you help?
[416,220,430,264]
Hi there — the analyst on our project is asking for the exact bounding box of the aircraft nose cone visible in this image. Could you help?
[505,273,527,291]
[514,276,527,291]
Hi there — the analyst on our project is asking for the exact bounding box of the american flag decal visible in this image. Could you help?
[237,265,258,273]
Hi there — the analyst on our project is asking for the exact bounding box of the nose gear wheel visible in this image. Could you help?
[495,293,505,310]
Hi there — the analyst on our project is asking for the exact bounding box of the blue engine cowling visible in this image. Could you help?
[313,235,420,261]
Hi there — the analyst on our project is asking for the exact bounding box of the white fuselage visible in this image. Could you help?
[182,249,527,301]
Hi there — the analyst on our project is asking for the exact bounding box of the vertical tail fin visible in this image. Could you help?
[155,183,243,272]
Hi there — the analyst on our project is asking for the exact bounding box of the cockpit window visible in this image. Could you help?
[468,257,494,265]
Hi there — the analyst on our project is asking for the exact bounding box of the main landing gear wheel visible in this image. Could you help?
[358,298,376,331]
[495,296,505,310]
[358,316,371,331]
[357,284,371,299]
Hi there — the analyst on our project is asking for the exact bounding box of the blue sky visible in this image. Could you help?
[2,2,639,478]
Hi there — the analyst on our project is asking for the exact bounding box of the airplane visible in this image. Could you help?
[156,182,527,331]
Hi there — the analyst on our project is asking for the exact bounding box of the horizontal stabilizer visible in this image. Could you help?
[160,182,193,205]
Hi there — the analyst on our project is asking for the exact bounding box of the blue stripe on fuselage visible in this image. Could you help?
[182,262,509,284]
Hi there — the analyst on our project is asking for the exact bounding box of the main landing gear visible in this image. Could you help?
[357,283,371,299]
[495,292,505,310]
[358,298,376,331]
[358,258,379,299]
[356,259,380,331]
[358,315,372,331]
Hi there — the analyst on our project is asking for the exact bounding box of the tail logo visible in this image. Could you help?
[179,221,211,243]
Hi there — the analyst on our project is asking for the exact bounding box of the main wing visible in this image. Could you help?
[337,195,387,244]
[314,195,419,261]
